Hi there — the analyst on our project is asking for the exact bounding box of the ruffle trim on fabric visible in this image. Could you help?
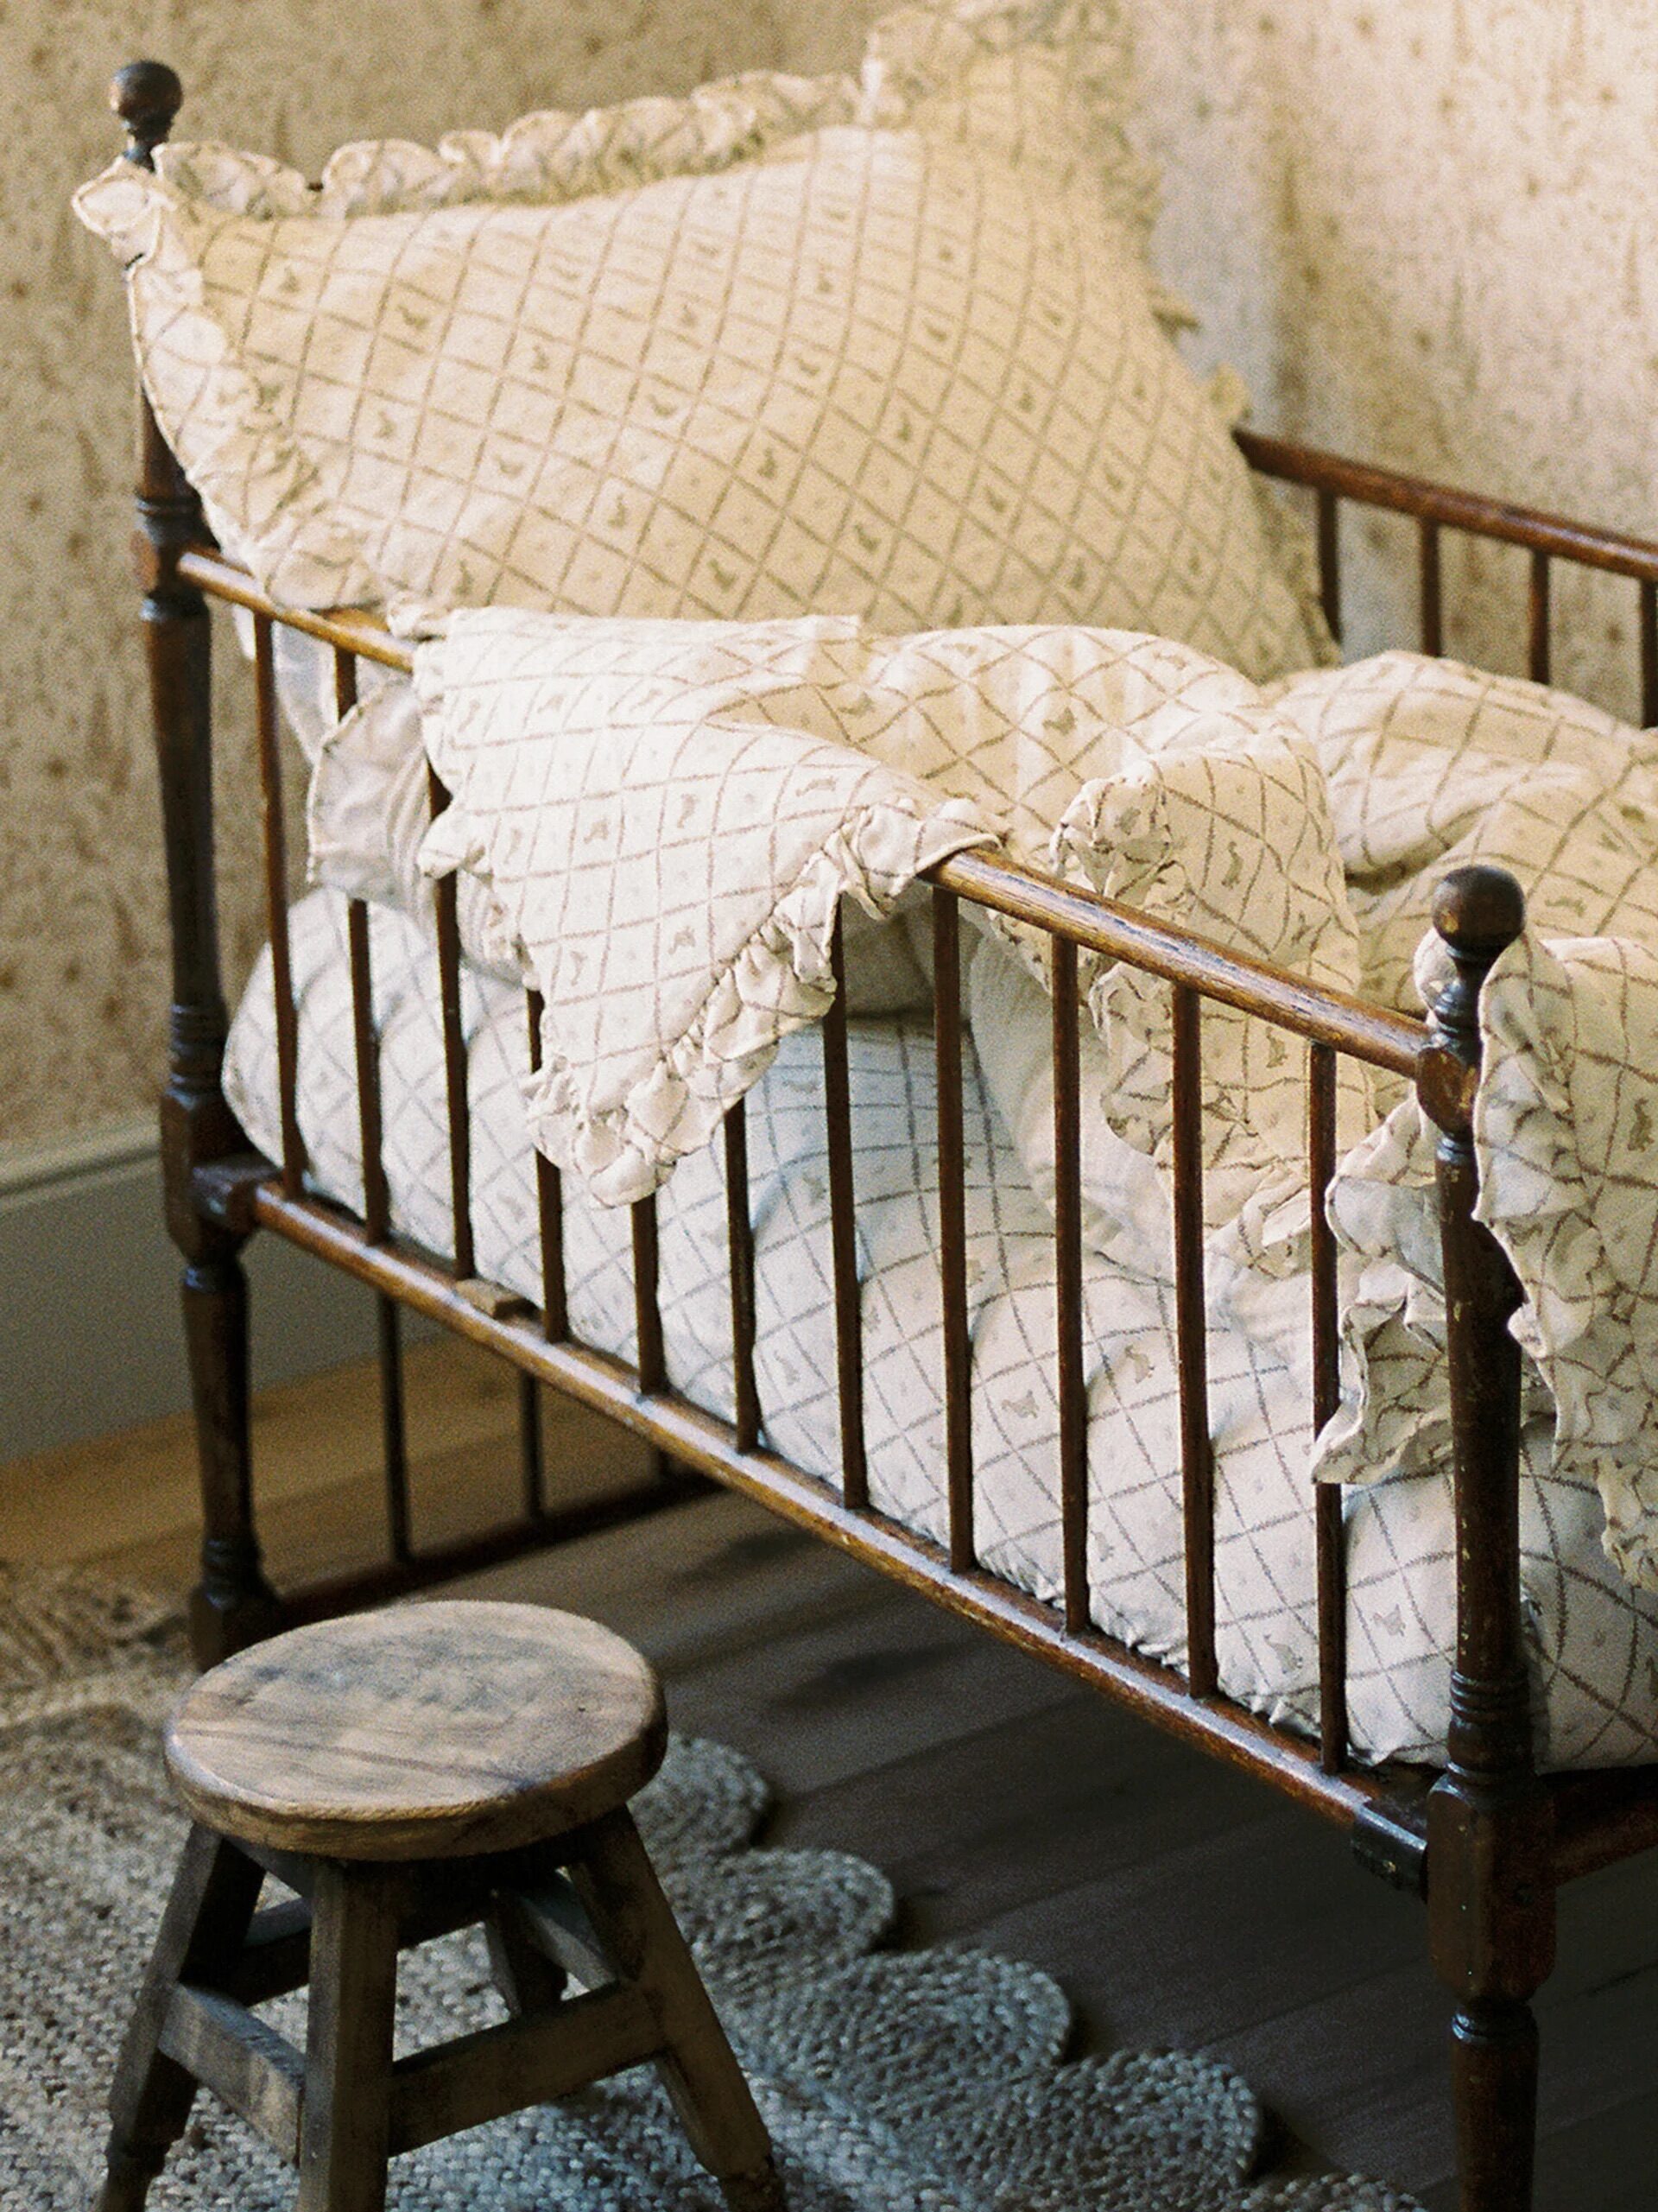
[415,777,990,1210]
[73,173,377,609]
[73,1,1138,227]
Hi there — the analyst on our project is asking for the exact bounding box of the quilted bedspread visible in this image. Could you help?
[401,616,1658,1606]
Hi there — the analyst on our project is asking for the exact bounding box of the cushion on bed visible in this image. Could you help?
[406,613,1367,1223]
[73,0,1326,682]
[963,669,1370,1264]
[1266,650,1658,1009]
[412,610,994,1202]
[308,612,940,1013]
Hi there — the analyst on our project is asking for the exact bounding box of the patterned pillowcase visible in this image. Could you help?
[965,696,1370,1265]
[1266,650,1658,1009]
[74,0,1326,682]
[394,614,1363,1236]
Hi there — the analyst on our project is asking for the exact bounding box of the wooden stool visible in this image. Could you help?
[94,1600,785,2212]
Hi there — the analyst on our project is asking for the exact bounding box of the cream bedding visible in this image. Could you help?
[224,887,1658,1771]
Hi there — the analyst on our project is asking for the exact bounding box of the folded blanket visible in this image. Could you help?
[413,612,992,1201]
[402,611,1658,1597]
[411,612,1362,1213]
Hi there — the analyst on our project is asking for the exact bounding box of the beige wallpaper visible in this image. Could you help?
[0,0,858,1156]
[7,0,1656,1150]
[1134,0,1658,715]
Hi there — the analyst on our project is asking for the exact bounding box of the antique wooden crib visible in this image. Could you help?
[100,57,1658,2212]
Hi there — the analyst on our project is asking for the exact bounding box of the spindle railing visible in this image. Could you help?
[164,425,1658,1848]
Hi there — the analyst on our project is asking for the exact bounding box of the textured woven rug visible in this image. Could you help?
[0,1564,1425,2212]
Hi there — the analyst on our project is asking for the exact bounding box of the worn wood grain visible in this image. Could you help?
[166,1601,666,1859]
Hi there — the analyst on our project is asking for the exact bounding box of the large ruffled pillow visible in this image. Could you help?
[74,0,1326,681]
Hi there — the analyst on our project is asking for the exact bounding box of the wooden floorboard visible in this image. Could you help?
[5,1343,1656,2207]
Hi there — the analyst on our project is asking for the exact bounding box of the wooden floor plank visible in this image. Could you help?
[8,1341,1658,2206]
[770,1689,1270,1945]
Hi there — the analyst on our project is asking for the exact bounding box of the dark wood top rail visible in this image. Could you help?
[1237,428,1658,586]
[934,849,1429,1077]
[174,552,1433,1082]
[176,550,416,669]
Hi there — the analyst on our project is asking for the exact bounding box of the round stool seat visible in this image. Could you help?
[164,1600,666,1861]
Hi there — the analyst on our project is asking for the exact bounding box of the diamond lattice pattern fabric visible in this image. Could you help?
[73,0,1326,680]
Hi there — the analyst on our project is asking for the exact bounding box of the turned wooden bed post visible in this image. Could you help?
[114,62,280,1664]
[1421,865,1555,2212]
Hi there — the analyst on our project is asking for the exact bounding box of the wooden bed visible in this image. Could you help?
[108,58,1658,2212]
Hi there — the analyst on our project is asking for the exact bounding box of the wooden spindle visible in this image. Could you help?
[822,915,868,1511]
[933,891,975,1573]
[348,847,410,1564]
[254,614,304,1201]
[1051,936,1089,1634]
[332,645,358,720]
[1421,865,1554,2212]
[525,993,566,1342]
[1420,518,1444,658]
[1528,549,1552,685]
[427,766,473,1282]
[1308,1041,1347,1772]
[1170,985,1217,1698]
[631,1197,667,1398]
[518,1372,545,1519]
[1641,579,1658,730]
[1317,488,1343,645]
[724,1100,760,1455]
[346,903,388,1243]
[376,1294,410,1564]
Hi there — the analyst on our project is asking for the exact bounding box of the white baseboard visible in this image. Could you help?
[0,1118,397,1464]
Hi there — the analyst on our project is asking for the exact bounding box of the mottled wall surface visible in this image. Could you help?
[1133,0,1658,710]
[8,0,1656,1148]
[2,0,855,1153]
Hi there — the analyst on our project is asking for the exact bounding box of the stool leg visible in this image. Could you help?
[569,1810,785,2212]
[97,1826,264,2210]
[294,1864,401,2212]
[484,1891,566,2017]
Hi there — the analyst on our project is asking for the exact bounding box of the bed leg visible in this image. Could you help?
[1421,867,1554,2212]
[1429,1702,1554,2210]
[126,160,282,1664]
[1443,1990,1543,2211]
[180,1240,279,1665]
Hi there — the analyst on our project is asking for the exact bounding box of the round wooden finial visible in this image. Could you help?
[1432,864,1527,965]
[111,60,183,167]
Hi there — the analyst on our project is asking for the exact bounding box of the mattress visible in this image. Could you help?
[225,888,1658,1768]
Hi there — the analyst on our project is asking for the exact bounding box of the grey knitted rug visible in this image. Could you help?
[0,1564,1424,2212]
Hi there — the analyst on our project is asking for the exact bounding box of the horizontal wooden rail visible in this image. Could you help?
[177,549,415,670]
[1237,428,1658,586]
[180,546,1434,1081]
[933,850,1430,1078]
[248,1178,1421,1839]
